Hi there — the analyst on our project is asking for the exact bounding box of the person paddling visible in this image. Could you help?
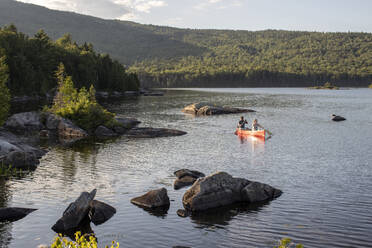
[252,118,273,136]
[237,116,248,129]
[252,119,264,131]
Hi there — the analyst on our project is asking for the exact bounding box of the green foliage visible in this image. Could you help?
[51,232,119,248]
[274,238,303,248]
[50,64,116,132]
[369,83,372,88]
[0,24,139,96]
[0,162,26,177]
[1,0,371,87]
[309,81,339,89]
[0,52,10,125]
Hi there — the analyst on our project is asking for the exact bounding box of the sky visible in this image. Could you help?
[16,0,372,32]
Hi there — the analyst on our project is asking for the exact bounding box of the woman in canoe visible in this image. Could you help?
[252,119,273,136]
[252,119,264,131]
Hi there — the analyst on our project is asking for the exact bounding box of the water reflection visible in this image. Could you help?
[190,201,270,229]
[0,179,11,248]
[133,205,169,218]
[238,136,265,153]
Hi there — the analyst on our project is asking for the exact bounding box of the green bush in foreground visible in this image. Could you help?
[51,232,119,248]
[49,63,117,132]
[274,238,303,248]
[369,83,372,88]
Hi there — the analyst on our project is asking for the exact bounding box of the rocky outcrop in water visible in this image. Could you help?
[125,128,187,138]
[52,189,116,234]
[182,102,255,116]
[331,114,346,122]
[4,111,44,134]
[94,125,118,138]
[173,169,205,190]
[182,172,282,211]
[0,207,37,222]
[131,188,170,208]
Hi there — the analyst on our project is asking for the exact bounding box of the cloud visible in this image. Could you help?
[194,0,243,11]
[16,0,167,20]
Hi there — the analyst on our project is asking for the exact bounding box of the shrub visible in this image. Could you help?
[274,238,303,248]
[51,232,119,248]
[369,83,372,88]
[0,53,10,125]
[50,63,117,132]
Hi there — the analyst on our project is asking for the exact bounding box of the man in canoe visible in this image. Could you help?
[237,116,248,129]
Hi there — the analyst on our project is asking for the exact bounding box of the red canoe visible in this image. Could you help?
[234,128,265,138]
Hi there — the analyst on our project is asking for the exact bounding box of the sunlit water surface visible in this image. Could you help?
[1,88,372,248]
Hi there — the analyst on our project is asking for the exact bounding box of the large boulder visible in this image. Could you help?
[52,189,97,233]
[125,128,187,138]
[58,118,88,140]
[5,112,44,133]
[0,207,37,222]
[173,169,205,190]
[182,172,282,212]
[182,102,255,116]
[94,126,118,138]
[0,131,46,169]
[131,188,170,208]
[89,200,116,225]
[45,113,61,130]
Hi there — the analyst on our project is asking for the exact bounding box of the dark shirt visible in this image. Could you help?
[238,120,247,128]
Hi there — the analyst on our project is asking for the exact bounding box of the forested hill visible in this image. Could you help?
[1,0,371,87]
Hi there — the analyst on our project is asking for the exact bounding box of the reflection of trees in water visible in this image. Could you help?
[53,141,100,183]
[0,179,12,248]
[190,201,270,229]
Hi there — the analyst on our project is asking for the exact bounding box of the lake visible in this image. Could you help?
[1,88,372,248]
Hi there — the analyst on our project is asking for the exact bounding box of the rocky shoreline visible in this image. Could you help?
[0,111,186,169]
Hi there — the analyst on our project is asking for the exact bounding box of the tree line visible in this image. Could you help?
[0,24,139,96]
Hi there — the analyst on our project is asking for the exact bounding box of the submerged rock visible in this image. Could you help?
[182,172,282,212]
[52,189,97,233]
[113,117,141,134]
[125,128,187,138]
[0,207,37,222]
[89,200,116,225]
[331,114,346,122]
[174,169,205,179]
[182,102,255,116]
[131,188,170,208]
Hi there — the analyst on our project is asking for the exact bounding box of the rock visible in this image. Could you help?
[174,176,197,190]
[174,169,205,179]
[174,169,205,190]
[125,128,187,138]
[94,126,118,138]
[176,209,191,218]
[131,188,170,208]
[37,245,48,248]
[0,131,46,169]
[5,111,44,133]
[241,181,283,203]
[182,172,282,212]
[58,118,88,140]
[89,200,116,226]
[4,150,39,169]
[113,117,141,134]
[331,114,346,121]
[0,207,37,222]
[45,113,61,130]
[182,102,255,116]
[52,189,96,233]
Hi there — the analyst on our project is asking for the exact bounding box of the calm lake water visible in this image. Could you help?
[1,88,372,248]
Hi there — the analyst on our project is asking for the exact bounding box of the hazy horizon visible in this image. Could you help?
[15,0,372,32]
